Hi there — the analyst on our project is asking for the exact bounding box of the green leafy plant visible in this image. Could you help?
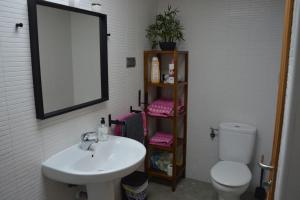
[146,5,184,49]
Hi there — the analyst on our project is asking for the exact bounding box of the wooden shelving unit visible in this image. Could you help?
[144,50,188,191]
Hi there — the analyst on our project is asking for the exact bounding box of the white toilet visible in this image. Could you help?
[210,122,256,200]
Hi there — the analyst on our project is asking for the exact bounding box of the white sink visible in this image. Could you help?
[42,135,146,200]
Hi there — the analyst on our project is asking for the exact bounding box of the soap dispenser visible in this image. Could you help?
[98,117,108,141]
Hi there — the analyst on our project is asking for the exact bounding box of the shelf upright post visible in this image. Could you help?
[171,51,179,191]
[144,52,149,173]
[183,52,189,178]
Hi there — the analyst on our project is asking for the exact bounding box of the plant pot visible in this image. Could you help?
[159,42,176,51]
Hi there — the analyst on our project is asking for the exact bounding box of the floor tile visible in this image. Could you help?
[148,178,255,200]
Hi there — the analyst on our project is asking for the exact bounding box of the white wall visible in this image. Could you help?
[37,5,75,113]
[157,0,284,188]
[0,0,157,200]
[276,0,300,199]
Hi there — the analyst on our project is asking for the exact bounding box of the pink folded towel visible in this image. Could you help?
[114,112,147,136]
[147,99,184,117]
[149,132,173,147]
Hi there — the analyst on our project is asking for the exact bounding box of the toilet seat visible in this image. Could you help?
[211,161,251,187]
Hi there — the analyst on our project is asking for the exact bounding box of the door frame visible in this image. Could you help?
[268,0,294,199]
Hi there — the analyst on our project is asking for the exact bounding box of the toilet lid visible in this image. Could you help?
[211,161,251,187]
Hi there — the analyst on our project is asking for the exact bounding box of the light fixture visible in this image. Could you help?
[90,0,102,12]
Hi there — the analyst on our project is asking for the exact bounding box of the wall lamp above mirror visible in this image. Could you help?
[27,0,109,119]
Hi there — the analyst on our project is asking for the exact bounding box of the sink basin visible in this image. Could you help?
[42,135,146,200]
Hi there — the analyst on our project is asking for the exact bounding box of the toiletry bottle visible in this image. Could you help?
[168,60,175,84]
[151,57,160,83]
[98,118,108,141]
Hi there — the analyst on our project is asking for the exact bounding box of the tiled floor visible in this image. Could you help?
[148,178,255,200]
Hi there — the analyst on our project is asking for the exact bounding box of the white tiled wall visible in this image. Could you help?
[0,0,157,199]
[157,0,284,189]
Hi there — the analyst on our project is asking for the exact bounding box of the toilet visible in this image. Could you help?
[210,122,256,200]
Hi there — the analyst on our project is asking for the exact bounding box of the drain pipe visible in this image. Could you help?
[75,191,88,200]
[210,127,219,140]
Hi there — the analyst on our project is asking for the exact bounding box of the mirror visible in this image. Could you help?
[28,0,108,119]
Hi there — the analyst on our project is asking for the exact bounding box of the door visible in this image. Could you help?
[258,0,294,199]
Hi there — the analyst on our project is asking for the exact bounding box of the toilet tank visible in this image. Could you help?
[219,122,256,164]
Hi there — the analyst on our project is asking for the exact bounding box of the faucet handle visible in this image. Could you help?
[81,132,97,141]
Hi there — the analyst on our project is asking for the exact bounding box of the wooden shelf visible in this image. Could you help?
[148,143,173,152]
[146,111,186,120]
[144,50,188,55]
[148,138,184,152]
[148,81,188,88]
[148,169,173,180]
[148,164,185,181]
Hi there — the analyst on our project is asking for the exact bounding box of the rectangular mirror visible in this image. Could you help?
[28,0,109,119]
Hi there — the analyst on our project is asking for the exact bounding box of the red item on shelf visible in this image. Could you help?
[149,132,173,147]
[147,99,184,117]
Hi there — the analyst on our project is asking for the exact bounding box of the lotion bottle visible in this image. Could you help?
[168,60,175,84]
[151,57,160,83]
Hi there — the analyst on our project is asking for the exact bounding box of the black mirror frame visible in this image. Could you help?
[27,0,109,120]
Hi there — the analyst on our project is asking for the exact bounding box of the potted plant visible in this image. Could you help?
[146,5,184,51]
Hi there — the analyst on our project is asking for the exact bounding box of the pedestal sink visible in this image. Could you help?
[42,135,146,200]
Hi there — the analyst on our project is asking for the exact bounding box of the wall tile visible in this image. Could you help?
[157,0,284,189]
[0,0,157,199]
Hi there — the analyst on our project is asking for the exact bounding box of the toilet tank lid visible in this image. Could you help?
[219,122,256,134]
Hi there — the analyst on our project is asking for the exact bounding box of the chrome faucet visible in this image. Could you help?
[80,132,98,151]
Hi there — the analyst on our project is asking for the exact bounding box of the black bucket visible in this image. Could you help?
[121,171,148,200]
[159,42,176,51]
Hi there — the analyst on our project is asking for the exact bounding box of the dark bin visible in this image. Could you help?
[121,171,148,200]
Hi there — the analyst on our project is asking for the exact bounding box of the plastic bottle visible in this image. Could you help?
[151,57,160,83]
[168,60,175,84]
[98,118,108,141]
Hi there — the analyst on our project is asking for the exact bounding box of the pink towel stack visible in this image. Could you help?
[147,99,184,117]
[149,132,173,147]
